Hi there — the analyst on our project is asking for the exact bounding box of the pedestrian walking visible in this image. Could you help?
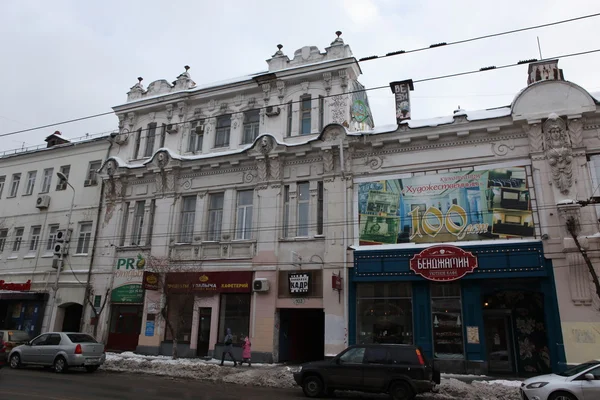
[220,328,237,366]
[240,335,252,366]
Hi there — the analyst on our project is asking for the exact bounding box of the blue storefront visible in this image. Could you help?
[349,240,566,376]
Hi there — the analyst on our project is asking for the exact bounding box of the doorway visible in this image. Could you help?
[61,303,83,332]
[278,308,324,363]
[484,311,516,374]
[106,305,143,351]
[196,307,212,357]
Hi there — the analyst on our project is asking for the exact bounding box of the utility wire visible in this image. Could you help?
[2,10,600,139]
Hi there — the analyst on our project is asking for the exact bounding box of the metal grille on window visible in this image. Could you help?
[180,196,196,243]
[236,191,253,240]
[208,193,224,241]
[242,110,260,144]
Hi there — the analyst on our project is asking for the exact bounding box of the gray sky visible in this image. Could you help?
[1,0,599,153]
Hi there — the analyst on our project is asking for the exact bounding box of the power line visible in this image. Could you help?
[2,9,599,140]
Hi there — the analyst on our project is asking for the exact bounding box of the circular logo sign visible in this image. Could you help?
[351,100,369,123]
[199,275,209,282]
[409,245,477,282]
[145,275,158,285]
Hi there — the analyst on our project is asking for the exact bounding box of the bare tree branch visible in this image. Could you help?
[566,216,600,308]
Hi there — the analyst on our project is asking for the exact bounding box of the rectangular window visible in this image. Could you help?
[41,168,53,193]
[242,110,260,144]
[119,202,130,246]
[165,294,194,342]
[13,227,24,252]
[56,166,70,191]
[431,283,464,360]
[29,226,41,252]
[85,161,102,186]
[46,224,59,252]
[131,201,145,246]
[207,193,224,241]
[146,199,156,246]
[235,190,253,240]
[356,283,413,345]
[25,171,36,195]
[133,128,142,159]
[319,95,324,131]
[317,181,324,235]
[144,123,157,157]
[215,116,231,148]
[300,96,312,135]
[76,222,93,254]
[296,182,310,236]
[9,173,21,197]
[179,196,196,243]
[283,185,290,237]
[159,123,167,148]
[0,229,7,252]
[218,293,251,344]
[286,102,293,137]
[188,120,203,153]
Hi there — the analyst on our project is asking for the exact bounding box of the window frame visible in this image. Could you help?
[296,182,310,237]
[319,95,324,131]
[146,199,156,246]
[207,193,224,241]
[131,200,146,246]
[29,226,41,252]
[431,283,465,360]
[179,196,196,243]
[0,229,8,253]
[144,122,157,158]
[235,190,254,240]
[41,168,53,193]
[300,95,312,135]
[214,116,231,148]
[56,166,70,191]
[0,175,5,198]
[119,202,130,247]
[25,171,37,195]
[283,185,290,237]
[159,123,167,148]
[242,110,260,144]
[46,224,59,253]
[13,227,24,253]
[75,222,93,255]
[286,101,293,137]
[85,161,102,186]
[9,173,21,197]
[188,120,204,153]
[133,128,142,159]
[317,181,324,235]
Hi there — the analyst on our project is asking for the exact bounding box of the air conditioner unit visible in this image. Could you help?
[35,195,51,209]
[265,106,280,117]
[56,229,72,243]
[167,124,179,134]
[194,125,204,135]
[253,278,270,292]
[84,179,98,187]
[53,242,68,256]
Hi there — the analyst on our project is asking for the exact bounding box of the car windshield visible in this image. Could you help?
[8,331,30,342]
[66,334,97,343]
[557,361,600,376]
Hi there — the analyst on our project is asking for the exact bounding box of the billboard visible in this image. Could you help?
[358,167,534,245]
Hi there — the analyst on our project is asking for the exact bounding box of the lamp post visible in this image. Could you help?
[50,171,75,330]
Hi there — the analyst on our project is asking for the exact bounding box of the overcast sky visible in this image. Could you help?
[1,0,599,153]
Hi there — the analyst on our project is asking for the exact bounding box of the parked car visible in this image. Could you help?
[0,330,31,352]
[293,344,439,400]
[9,332,105,373]
[520,359,600,400]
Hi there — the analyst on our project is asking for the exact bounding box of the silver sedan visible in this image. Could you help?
[8,332,105,373]
[521,360,600,400]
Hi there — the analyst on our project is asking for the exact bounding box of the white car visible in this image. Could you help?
[520,360,600,400]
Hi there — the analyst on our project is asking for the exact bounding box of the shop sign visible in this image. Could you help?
[410,245,477,282]
[143,272,160,291]
[111,284,144,303]
[0,280,31,291]
[292,298,307,305]
[332,274,342,291]
[145,321,155,337]
[166,272,253,294]
[390,79,414,123]
[358,166,534,245]
[289,273,310,294]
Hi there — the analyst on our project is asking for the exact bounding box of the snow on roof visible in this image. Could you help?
[351,238,542,252]
[591,91,600,102]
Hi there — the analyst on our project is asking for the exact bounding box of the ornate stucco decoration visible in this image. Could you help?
[544,113,573,195]
[523,122,543,153]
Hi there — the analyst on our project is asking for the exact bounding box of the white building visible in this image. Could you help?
[92,32,373,362]
[0,132,109,337]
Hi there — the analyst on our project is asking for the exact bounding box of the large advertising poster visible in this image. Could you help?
[358,167,534,245]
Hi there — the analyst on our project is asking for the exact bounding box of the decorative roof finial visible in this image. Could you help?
[137,77,143,83]
[331,31,344,46]
[273,44,285,57]
[336,31,342,38]
[184,65,190,71]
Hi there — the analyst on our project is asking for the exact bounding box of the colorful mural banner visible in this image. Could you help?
[358,167,534,245]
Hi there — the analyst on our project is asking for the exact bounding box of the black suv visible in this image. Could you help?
[293,344,439,400]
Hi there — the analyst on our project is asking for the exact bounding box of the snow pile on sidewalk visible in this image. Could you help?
[418,379,521,400]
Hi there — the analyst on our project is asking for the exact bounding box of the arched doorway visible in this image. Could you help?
[60,303,83,332]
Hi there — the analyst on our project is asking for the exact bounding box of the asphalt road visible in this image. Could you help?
[0,367,305,400]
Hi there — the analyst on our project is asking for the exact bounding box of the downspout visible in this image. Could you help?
[80,137,114,333]
[339,136,348,347]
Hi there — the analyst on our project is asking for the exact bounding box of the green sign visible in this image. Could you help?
[111,284,144,303]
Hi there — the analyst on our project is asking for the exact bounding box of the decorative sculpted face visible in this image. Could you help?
[106,160,116,176]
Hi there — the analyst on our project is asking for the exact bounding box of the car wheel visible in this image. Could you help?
[9,354,21,369]
[85,365,100,373]
[549,392,577,400]
[53,356,68,374]
[390,381,414,400]
[302,376,324,398]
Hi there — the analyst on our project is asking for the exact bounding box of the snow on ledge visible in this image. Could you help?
[351,238,542,252]
[557,199,576,205]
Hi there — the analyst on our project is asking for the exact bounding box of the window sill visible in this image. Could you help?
[7,256,18,260]
[279,236,325,242]
[41,253,54,258]
[23,254,36,259]
[6,195,16,199]
[22,193,33,197]
[72,253,89,257]
[116,245,151,251]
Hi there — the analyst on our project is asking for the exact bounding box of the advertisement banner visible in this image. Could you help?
[143,272,160,291]
[112,254,145,304]
[166,272,253,294]
[289,273,310,294]
[358,167,534,245]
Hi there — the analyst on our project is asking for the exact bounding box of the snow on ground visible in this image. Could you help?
[102,353,521,398]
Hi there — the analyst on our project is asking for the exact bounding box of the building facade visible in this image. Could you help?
[0,132,109,337]
[93,33,373,362]
[346,60,600,375]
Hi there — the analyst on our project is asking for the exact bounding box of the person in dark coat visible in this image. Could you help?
[220,328,237,366]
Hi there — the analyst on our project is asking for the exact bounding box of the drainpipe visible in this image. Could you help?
[339,136,348,348]
[80,137,114,333]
